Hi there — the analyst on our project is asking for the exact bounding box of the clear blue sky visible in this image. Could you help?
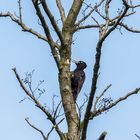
[0,0,140,140]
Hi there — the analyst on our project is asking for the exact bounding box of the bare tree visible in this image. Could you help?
[1,0,140,140]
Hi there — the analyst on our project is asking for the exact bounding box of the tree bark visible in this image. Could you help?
[58,30,80,140]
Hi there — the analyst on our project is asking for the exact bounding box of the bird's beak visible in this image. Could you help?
[71,59,78,64]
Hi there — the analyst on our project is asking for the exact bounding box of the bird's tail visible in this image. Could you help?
[72,90,78,101]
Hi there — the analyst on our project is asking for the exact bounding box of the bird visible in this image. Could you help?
[71,59,87,101]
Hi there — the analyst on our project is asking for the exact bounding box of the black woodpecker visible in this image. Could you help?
[71,59,87,101]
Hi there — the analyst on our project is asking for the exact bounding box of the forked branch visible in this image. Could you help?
[32,0,60,69]
[76,0,105,26]
[91,87,140,117]
[12,68,64,139]
[75,0,140,35]
[93,84,112,114]
[41,0,64,45]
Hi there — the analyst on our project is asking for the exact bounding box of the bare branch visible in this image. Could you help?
[25,118,46,140]
[135,134,140,139]
[81,40,103,140]
[46,118,65,140]
[95,8,107,20]
[97,131,107,140]
[75,1,140,33]
[32,0,54,44]
[123,0,140,9]
[92,87,140,117]
[53,101,62,119]
[81,3,130,140]
[76,0,105,26]
[18,0,22,23]
[119,22,140,33]
[64,0,84,27]
[46,126,54,140]
[0,12,48,42]
[100,2,129,41]
[93,84,112,114]
[56,0,66,23]
[32,0,60,69]
[12,68,64,139]
[46,118,64,140]
[74,24,100,32]
[111,11,136,22]
[41,0,64,45]
[74,10,136,32]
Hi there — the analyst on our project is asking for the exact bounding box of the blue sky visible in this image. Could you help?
[0,0,140,140]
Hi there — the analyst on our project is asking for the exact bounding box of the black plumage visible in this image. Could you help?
[71,60,87,101]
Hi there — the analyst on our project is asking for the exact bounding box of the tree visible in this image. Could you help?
[1,0,140,140]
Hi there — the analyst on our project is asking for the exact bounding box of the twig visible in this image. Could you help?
[119,22,140,33]
[25,118,46,140]
[53,101,62,119]
[135,134,140,139]
[18,0,22,23]
[93,84,112,114]
[97,131,107,140]
[76,0,105,26]
[92,87,140,117]
[41,0,64,45]
[46,126,54,140]
[12,68,63,139]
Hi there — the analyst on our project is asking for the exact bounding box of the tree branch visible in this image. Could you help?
[119,22,140,33]
[0,12,48,42]
[74,24,100,32]
[32,0,60,69]
[81,40,103,140]
[75,0,105,26]
[41,0,64,45]
[100,3,129,41]
[56,0,66,24]
[12,68,64,139]
[93,84,112,114]
[91,87,140,117]
[97,131,107,140]
[81,2,130,140]
[64,0,84,27]
[135,134,140,139]
[25,118,46,140]
[32,0,53,43]
[18,0,22,23]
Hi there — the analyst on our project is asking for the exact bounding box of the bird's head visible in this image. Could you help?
[72,59,87,70]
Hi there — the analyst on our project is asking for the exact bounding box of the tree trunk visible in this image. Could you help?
[58,30,80,140]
